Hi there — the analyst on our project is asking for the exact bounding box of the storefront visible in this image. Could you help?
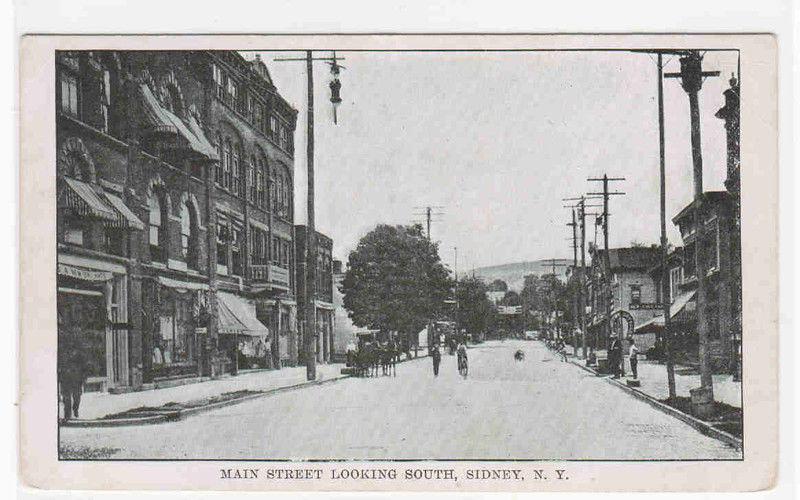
[217,292,271,371]
[57,257,129,392]
[145,277,210,381]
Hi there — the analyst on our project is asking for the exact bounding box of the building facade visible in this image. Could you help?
[294,226,335,364]
[56,50,299,392]
[585,246,661,351]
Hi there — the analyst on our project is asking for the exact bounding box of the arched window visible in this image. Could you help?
[148,192,166,262]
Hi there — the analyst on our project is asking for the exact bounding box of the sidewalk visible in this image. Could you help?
[579,349,741,408]
[62,363,346,421]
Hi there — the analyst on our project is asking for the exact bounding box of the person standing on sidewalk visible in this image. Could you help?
[609,334,622,379]
[628,338,640,379]
[57,326,89,420]
[431,344,442,376]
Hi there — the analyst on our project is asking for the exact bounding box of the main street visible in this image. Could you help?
[60,340,740,460]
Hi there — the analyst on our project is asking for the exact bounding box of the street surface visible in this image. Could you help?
[60,340,741,460]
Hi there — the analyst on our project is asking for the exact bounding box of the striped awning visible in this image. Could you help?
[139,84,218,161]
[102,191,145,230]
[60,177,118,222]
[218,292,270,338]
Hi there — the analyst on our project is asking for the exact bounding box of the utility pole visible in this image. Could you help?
[413,205,444,241]
[542,258,568,340]
[587,175,625,369]
[657,52,677,399]
[454,246,459,339]
[665,50,719,398]
[567,209,580,357]
[274,51,346,381]
[564,196,602,360]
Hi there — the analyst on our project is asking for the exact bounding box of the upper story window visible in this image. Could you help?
[269,116,278,141]
[669,266,683,303]
[60,71,80,118]
[180,200,199,269]
[148,192,167,263]
[222,138,232,190]
[247,157,256,203]
[230,224,243,276]
[216,214,229,268]
[214,134,224,185]
[231,144,241,196]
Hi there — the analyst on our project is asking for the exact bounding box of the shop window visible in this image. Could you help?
[155,295,196,366]
[148,193,166,262]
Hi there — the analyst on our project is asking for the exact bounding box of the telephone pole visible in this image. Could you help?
[542,258,568,340]
[564,195,602,360]
[665,50,720,398]
[413,205,444,240]
[587,175,625,365]
[274,51,346,381]
[567,209,580,357]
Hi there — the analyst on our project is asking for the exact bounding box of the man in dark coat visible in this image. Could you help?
[609,334,623,379]
[431,344,442,376]
[58,328,89,420]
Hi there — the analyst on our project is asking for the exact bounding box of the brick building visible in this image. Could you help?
[56,50,299,392]
[294,226,335,363]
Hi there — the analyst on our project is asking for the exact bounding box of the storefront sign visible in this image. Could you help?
[57,263,113,282]
[629,302,663,310]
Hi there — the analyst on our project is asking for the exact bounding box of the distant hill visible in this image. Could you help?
[473,259,572,292]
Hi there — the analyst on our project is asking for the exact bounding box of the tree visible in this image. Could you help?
[455,276,495,339]
[341,224,452,346]
[488,279,508,292]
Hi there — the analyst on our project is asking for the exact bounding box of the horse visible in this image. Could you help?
[514,349,525,362]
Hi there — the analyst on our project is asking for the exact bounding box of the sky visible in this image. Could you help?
[247,50,740,272]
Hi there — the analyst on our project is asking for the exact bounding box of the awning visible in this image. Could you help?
[634,290,697,334]
[139,84,218,161]
[218,292,270,337]
[58,263,113,282]
[102,191,145,230]
[60,177,118,222]
[157,276,209,291]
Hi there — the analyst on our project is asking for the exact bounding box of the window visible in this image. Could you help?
[669,266,683,303]
[60,72,79,117]
[629,285,641,306]
[100,69,110,132]
[226,78,238,106]
[223,139,232,190]
[703,220,720,272]
[270,116,278,141]
[279,126,288,150]
[180,201,199,269]
[212,64,225,100]
[231,144,241,195]
[214,135,223,185]
[216,215,229,268]
[148,193,165,262]
[104,227,125,256]
[248,158,256,202]
[257,168,265,208]
[230,225,242,276]
[252,101,264,131]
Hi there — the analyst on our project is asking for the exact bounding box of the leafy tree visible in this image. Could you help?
[488,279,508,292]
[455,276,495,339]
[341,224,452,346]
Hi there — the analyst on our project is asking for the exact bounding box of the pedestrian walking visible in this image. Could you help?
[628,338,640,379]
[431,344,442,376]
[57,326,89,420]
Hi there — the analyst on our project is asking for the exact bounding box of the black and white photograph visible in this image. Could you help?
[50,45,749,462]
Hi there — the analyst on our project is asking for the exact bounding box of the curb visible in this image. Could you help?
[62,375,350,428]
[567,358,743,450]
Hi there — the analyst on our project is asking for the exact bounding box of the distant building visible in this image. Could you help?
[294,226,335,363]
[586,246,661,350]
[331,259,358,362]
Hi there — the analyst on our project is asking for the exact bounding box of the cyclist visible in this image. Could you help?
[456,340,468,374]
